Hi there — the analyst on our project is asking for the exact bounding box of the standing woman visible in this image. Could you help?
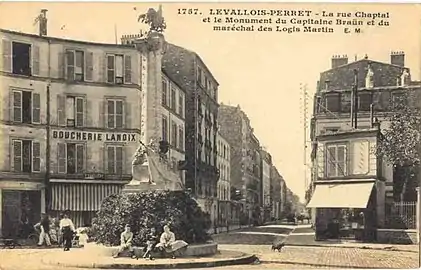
[59,210,75,251]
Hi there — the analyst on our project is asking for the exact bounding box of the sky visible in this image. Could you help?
[1,2,420,202]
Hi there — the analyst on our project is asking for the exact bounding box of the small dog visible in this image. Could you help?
[271,241,285,252]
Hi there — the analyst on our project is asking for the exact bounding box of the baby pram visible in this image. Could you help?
[71,233,80,247]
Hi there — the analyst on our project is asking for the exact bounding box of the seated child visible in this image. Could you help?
[142,227,158,260]
[113,224,136,259]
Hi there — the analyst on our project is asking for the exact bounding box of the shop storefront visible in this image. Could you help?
[307,181,377,242]
[50,182,123,228]
[0,182,44,238]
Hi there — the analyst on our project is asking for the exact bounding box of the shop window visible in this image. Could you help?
[12,139,40,173]
[325,144,347,177]
[107,145,123,174]
[12,90,40,124]
[58,143,84,174]
[107,99,124,129]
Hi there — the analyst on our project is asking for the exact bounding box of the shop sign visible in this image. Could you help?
[52,130,138,142]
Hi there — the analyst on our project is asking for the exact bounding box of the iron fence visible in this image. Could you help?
[385,201,417,229]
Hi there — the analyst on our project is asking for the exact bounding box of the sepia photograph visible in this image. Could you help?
[0,1,420,269]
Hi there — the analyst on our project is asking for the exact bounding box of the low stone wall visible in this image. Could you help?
[100,242,218,258]
[376,229,418,244]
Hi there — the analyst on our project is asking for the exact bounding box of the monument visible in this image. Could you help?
[123,6,183,193]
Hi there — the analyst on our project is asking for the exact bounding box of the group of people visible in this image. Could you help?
[113,224,188,260]
[34,210,87,251]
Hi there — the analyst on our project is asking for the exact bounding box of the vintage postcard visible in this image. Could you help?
[0,1,420,269]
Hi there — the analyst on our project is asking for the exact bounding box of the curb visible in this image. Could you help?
[41,253,259,269]
[285,243,419,253]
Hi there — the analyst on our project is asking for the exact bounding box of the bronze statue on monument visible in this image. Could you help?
[137,5,166,35]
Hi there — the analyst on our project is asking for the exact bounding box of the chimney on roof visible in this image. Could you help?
[391,51,405,67]
[39,9,48,36]
[331,54,348,68]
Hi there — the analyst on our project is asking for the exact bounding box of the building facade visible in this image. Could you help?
[0,28,145,234]
[161,71,186,185]
[270,166,282,220]
[309,53,420,210]
[308,52,420,239]
[216,130,231,226]
[162,43,220,224]
[260,150,272,222]
[218,104,262,225]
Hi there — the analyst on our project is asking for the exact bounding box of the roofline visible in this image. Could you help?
[166,42,219,86]
[321,58,408,74]
[161,69,186,94]
[0,28,136,49]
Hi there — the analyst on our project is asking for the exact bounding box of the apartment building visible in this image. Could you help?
[0,28,145,234]
[261,150,272,222]
[216,130,231,225]
[162,43,220,223]
[218,104,262,224]
[307,52,421,241]
[161,71,186,184]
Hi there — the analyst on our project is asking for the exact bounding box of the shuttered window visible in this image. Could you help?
[107,99,124,128]
[107,145,123,174]
[58,143,85,174]
[107,54,131,84]
[12,90,40,124]
[12,139,40,173]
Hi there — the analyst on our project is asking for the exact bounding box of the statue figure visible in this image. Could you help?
[138,5,166,35]
[365,63,374,89]
[401,69,410,86]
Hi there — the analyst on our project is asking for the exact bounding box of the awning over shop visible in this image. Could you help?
[51,183,122,211]
[306,182,375,208]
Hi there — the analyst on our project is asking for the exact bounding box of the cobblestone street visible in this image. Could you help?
[219,244,420,269]
[0,243,419,270]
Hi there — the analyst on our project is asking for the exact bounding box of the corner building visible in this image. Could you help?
[0,29,145,232]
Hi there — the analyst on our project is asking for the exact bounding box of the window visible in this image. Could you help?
[66,96,84,127]
[12,42,31,76]
[178,92,184,117]
[325,93,340,112]
[107,145,123,174]
[106,54,130,84]
[107,99,124,128]
[197,67,202,83]
[340,92,351,113]
[162,116,168,142]
[162,79,168,106]
[326,144,347,177]
[58,143,84,174]
[178,127,184,151]
[392,92,407,109]
[359,92,372,111]
[66,50,84,81]
[12,90,40,124]
[12,139,40,173]
[171,86,176,110]
[171,121,178,148]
